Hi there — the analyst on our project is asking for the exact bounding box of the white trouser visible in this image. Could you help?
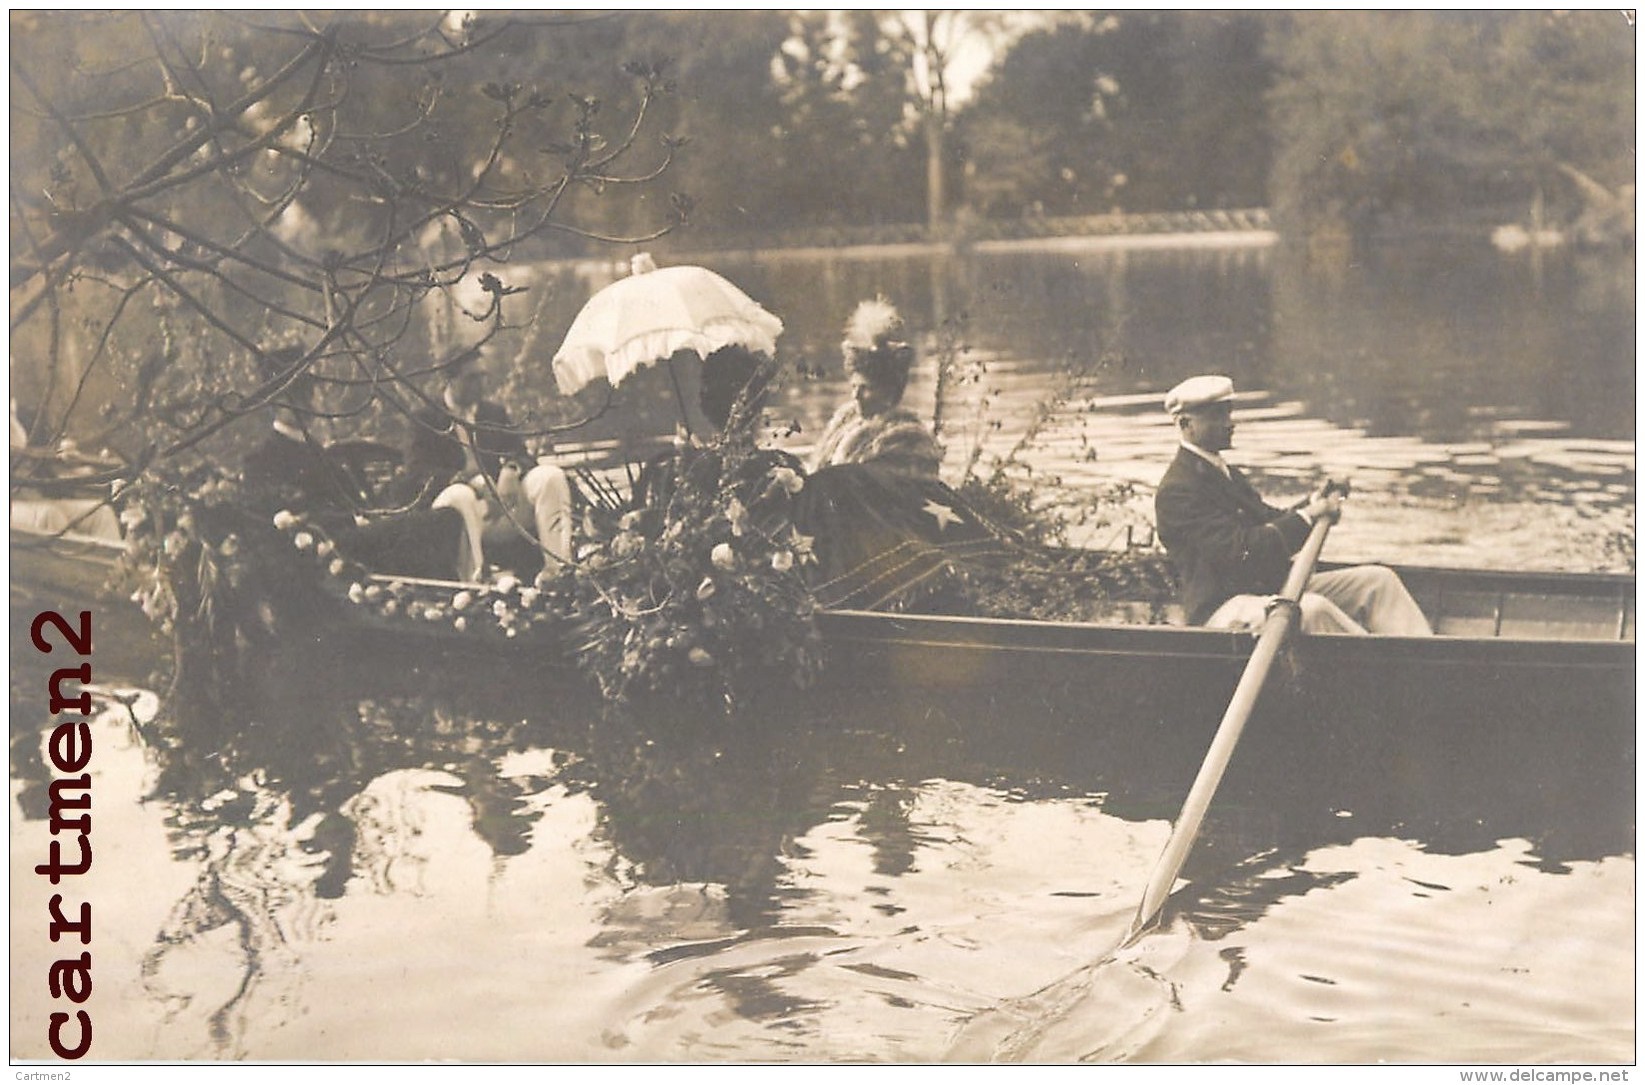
[431,463,572,582]
[1206,564,1434,636]
[521,462,573,571]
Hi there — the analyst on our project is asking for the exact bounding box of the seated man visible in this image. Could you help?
[242,346,464,582]
[406,346,572,581]
[242,348,366,534]
[1153,374,1432,636]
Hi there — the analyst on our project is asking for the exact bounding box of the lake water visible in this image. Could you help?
[8,237,1635,1070]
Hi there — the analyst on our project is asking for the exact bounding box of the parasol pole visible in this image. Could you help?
[667,355,694,439]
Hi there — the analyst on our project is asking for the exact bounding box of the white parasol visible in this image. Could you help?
[551,253,784,396]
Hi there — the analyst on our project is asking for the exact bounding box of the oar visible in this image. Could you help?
[1125,512,1335,943]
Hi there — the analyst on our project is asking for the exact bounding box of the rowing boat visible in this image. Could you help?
[13,527,1632,722]
[11,523,1633,831]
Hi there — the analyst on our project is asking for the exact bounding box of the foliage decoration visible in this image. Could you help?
[120,392,824,718]
[568,406,823,713]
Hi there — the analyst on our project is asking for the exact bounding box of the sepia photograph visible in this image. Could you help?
[8,9,1635,1070]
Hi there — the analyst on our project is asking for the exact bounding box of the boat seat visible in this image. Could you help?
[1425,588,1634,641]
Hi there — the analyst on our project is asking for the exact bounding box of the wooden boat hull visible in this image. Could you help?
[10,531,1633,851]
[10,531,1633,741]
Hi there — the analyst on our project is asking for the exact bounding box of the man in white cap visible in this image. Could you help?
[1154,374,1432,635]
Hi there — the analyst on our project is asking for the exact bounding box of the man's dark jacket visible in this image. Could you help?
[405,399,528,505]
[1154,446,1312,625]
[242,429,367,534]
[243,427,465,582]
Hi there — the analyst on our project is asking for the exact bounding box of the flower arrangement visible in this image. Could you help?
[568,427,823,713]
[119,469,263,640]
[121,409,825,716]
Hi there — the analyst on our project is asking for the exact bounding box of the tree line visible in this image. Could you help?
[551,10,1632,243]
[8,10,1632,472]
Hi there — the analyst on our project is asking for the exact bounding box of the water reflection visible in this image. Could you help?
[140,787,330,1058]
[8,238,1633,1062]
[9,616,1629,1061]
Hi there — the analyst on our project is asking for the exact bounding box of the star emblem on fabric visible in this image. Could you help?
[922,499,962,532]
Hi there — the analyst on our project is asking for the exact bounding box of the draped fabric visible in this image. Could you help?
[794,464,1013,610]
[242,430,371,536]
[808,403,943,480]
[242,430,468,582]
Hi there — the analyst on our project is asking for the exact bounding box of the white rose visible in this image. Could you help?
[771,466,804,495]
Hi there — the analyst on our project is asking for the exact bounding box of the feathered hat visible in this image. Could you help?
[842,297,914,391]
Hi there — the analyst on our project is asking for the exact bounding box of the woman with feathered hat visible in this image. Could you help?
[794,299,1014,610]
[808,298,942,480]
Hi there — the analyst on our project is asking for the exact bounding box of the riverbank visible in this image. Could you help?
[646,207,1277,263]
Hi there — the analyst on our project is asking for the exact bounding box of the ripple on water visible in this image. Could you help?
[602,778,1173,1061]
[1126,837,1636,1064]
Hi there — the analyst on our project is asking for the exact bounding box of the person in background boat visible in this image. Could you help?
[405,345,573,581]
[242,346,471,582]
[1154,375,1433,636]
[808,298,942,480]
[9,397,123,540]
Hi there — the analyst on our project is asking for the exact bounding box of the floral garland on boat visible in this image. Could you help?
[266,508,575,644]
[119,424,827,715]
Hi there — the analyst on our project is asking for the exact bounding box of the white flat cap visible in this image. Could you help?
[1164,374,1235,416]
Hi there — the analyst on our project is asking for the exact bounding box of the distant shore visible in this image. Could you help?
[561,208,1281,272]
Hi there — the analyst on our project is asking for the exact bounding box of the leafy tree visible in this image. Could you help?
[10,10,682,486]
[1267,10,1634,237]
[764,11,925,229]
[957,16,1121,217]
[957,12,1273,218]
[883,9,1016,233]
[609,10,794,235]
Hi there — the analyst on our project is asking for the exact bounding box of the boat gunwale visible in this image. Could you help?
[12,528,1635,662]
[815,608,1635,668]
